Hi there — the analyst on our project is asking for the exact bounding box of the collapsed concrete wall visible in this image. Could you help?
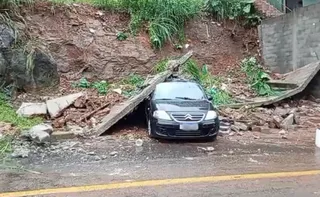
[259,3,320,73]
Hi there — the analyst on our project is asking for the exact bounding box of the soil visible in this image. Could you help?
[19,1,258,81]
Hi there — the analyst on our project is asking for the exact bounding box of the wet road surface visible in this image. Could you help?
[1,137,320,196]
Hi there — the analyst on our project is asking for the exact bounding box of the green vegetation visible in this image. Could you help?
[241,57,274,96]
[0,136,13,164]
[0,0,33,8]
[116,31,128,41]
[0,92,42,130]
[153,59,169,74]
[120,73,145,97]
[182,59,232,105]
[74,74,145,97]
[205,0,262,27]
[74,77,110,94]
[94,0,202,49]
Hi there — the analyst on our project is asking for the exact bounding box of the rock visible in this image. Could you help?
[252,125,262,132]
[30,130,50,144]
[260,126,270,134]
[282,136,288,139]
[22,123,53,144]
[74,96,87,108]
[279,130,286,135]
[281,114,294,130]
[197,147,215,152]
[0,24,15,49]
[231,125,240,132]
[93,156,101,161]
[234,122,248,131]
[29,123,53,135]
[273,107,289,118]
[8,49,59,91]
[101,155,107,160]
[294,114,300,125]
[16,102,47,117]
[252,125,269,134]
[272,116,283,128]
[112,88,122,95]
[110,151,118,157]
[11,148,30,158]
[46,92,84,118]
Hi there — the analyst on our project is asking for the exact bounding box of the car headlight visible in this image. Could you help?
[204,111,218,120]
[153,110,171,120]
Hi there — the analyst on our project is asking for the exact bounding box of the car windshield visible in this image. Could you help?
[153,82,205,100]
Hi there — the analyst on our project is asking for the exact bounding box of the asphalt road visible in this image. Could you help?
[1,137,320,197]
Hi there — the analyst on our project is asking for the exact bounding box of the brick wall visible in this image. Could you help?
[254,0,283,17]
[259,3,320,73]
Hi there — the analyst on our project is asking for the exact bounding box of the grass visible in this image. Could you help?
[93,0,202,49]
[0,136,13,164]
[0,92,42,130]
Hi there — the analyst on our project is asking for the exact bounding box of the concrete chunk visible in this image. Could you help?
[281,114,294,130]
[16,103,47,117]
[21,123,53,144]
[46,92,84,118]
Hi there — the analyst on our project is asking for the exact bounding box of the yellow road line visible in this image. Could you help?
[1,170,320,197]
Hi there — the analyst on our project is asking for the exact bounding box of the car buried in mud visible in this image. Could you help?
[145,78,220,140]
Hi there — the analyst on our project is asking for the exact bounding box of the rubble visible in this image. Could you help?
[281,114,294,130]
[234,122,248,131]
[11,148,30,158]
[21,123,53,144]
[16,103,47,117]
[46,92,84,118]
[272,116,283,128]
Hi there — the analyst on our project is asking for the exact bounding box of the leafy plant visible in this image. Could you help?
[92,80,109,94]
[123,73,145,87]
[116,31,128,41]
[205,0,262,27]
[94,0,202,49]
[241,57,274,96]
[75,77,91,88]
[182,59,232,105]
[118,73,145,97]
[74,78,110,94]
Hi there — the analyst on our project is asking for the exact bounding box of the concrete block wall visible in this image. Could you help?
[259,3,320,73]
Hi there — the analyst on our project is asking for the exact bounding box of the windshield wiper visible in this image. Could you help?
[175,97,197,100]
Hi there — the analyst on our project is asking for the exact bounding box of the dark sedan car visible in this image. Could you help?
[145,79,220,140]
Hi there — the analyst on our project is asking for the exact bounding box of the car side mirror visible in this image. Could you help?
[208,96,213,101]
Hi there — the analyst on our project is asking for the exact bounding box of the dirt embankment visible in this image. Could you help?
[20,1,258,82]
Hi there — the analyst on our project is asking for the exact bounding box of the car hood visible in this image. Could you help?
[154,100,211,112]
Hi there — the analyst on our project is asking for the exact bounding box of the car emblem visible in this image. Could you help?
[184,114,193,120]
